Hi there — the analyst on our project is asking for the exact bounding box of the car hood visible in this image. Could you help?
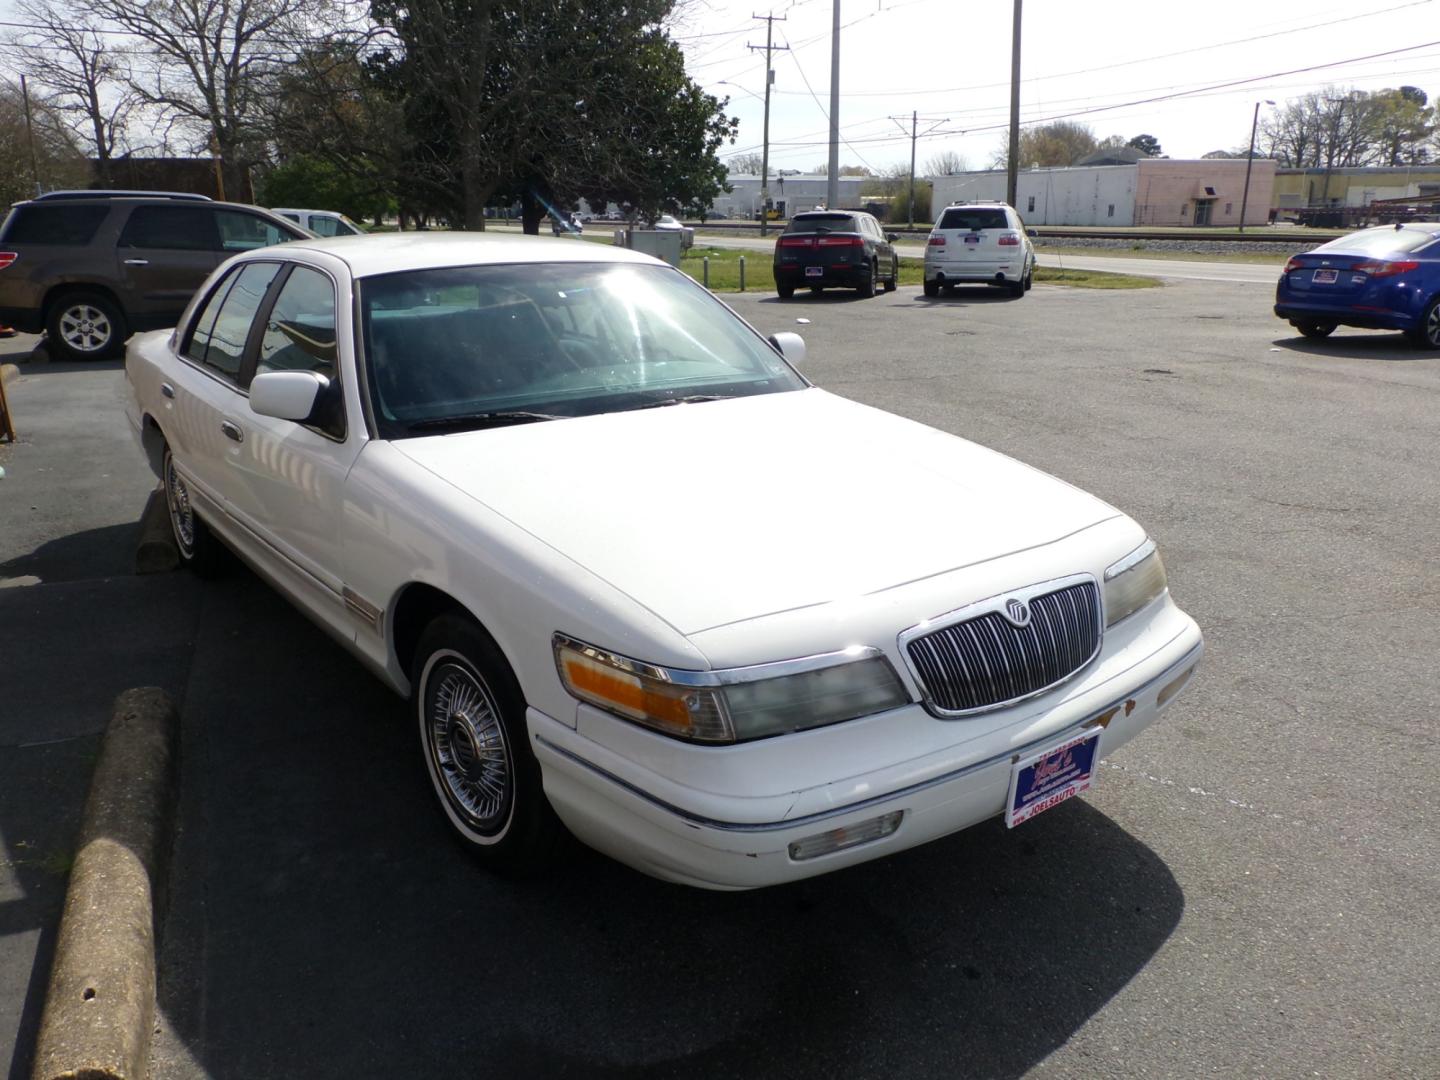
[392,388,1120,636]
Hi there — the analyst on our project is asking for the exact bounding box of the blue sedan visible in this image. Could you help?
[1274,223,1440,348]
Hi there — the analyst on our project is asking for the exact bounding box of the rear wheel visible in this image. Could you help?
[1023,265,1034,291]
[856,260,876,298]
[413,614,559,875]
[46,291,126,362]
[777,283,795,299]
[1407,297,1440,349]
[1008,276,1026,298]
[1295,321,1337,340]
[163,445,221,578]
[883,257,898,292]
[923,280,939,298]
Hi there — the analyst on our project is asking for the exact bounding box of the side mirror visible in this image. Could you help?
[250,370,328,423]
[1027,227,1038,237]
[768,331,806,366]
[885,232,900,242]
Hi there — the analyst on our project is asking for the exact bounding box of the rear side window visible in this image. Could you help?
[119,206,219,251]
[2,204,110,245]
[216,210,297,251]
[938,208,1010,231]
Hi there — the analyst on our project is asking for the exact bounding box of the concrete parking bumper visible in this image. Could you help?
[30,688,180,1080]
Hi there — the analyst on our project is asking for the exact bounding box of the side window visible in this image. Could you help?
[278,212,301,224]
[215,211,295,252]
[257,267,337,380]
[118,206,218,251]
[310,216,342,238]
[3,204,111,245]
[184,269,241,366]
[195,262,281,381]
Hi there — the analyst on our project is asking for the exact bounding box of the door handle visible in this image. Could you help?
[160,382,175,399]
[123,258,150,266]
[220,420,244,443]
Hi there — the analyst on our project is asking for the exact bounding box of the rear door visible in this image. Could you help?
[115,205,224,329]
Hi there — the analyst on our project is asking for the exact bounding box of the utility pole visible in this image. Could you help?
[20,75,41,196]
[748,14,788,237]
[1006,0,1022,208]
[1238,99,1274,233]
[827,0,840,208]
[891,113,951,229]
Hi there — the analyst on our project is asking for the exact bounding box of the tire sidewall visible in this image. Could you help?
[163,447,198,562]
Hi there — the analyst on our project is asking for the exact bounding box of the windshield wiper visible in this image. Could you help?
[407,410,566,432]
[637,394,732,410]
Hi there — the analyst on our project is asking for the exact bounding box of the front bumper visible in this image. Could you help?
[531,612,1203,890]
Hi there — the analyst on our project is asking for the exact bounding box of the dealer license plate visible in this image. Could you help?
[1312,268,1338,284]
[1005,727,1102,828]
[806,265,824,277]
[964,234,982,245]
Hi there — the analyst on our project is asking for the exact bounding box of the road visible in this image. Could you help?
[4,280,1437,1079]
[691,231,1282,284]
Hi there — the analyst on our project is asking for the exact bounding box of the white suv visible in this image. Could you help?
[924,202,1035,298]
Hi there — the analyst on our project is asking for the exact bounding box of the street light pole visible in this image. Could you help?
[1238,99,1274,233]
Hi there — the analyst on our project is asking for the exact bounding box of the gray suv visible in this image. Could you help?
[0,191,308,361]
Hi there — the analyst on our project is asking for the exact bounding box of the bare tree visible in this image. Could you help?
[10,0,140,185]
[87,0,331,197]
[728,152,764,175]
[0,78,90,201]
[924,149,968,176]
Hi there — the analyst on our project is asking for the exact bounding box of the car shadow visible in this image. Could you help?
[1270,332,1435,361]
[153,573,1186,1080]
[756,291,894,305]
[0,522,142,583]
[0,338,125,373]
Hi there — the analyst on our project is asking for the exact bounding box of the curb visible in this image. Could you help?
[31,688,180,1080]
[134,487,179,575]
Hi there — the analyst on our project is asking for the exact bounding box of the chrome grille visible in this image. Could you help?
[906,581,1101,715]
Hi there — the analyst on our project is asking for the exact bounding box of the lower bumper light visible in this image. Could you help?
[788,811,904,862]
[1156,665,1196,708]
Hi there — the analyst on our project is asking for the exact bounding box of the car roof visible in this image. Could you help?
[272,230,666,278]
[271,208,342,216]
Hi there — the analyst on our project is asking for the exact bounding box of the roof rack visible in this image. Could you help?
[33,190,213,202]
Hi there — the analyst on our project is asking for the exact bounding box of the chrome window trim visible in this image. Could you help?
[551,633,889,689]
[897,572,1103,719]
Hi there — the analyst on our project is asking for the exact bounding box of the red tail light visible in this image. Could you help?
[928,235,946,247]
[816,235,863,247]
[1284,257,1303,274]
[778,236,813,248]
[0,252,17,270]
[998,233,1020,246]
[1353,260,1419,278]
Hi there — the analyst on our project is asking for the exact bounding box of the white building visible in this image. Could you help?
[931,167,1137,226]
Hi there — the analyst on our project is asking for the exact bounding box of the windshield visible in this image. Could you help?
[360,262,807,436]
[1316,226,1439,257]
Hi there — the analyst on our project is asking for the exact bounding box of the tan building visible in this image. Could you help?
[1272,166,1440,211]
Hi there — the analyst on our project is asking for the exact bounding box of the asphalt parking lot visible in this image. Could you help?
[4,277,1439,1079]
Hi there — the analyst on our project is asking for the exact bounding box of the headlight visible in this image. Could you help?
[553,635,909,744]
[1104,539,1168,626]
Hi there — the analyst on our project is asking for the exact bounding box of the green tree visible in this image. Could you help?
[256,155,390,221]
[1127,133,1162,157]
[992,120,1098,169]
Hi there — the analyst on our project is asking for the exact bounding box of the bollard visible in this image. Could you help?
[703,256,709,289]
[739,255,746,292]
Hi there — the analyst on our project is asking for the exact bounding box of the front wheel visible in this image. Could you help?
[1295,321,1337,340]
[413,614,559,874]
[47,291,126,362]
[1406,297,1440,349]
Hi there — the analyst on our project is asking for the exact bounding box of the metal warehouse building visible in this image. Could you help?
[930,158,1278,227]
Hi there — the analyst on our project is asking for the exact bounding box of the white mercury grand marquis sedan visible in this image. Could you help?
[125,232,1202,890]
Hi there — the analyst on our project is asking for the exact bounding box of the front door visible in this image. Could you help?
[1193,200,1213,226]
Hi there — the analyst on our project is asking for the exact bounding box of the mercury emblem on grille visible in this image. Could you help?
[1004,598,1031,627]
